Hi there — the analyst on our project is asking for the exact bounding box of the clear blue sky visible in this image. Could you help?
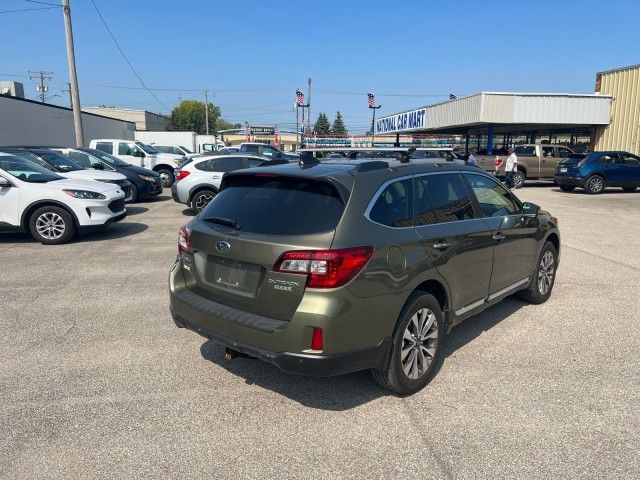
[2,0,639,132]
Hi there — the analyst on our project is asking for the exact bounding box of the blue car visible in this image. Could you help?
[554,151,640,194]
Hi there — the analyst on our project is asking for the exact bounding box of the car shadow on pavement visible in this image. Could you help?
[79,222,149,241]
[0,232,33,244]
[199,296,526,410]
[182,208,196,216]
[199,340,385,410]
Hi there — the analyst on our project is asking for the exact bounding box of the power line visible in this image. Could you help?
[0,5,58,14]
[89,0,168,111]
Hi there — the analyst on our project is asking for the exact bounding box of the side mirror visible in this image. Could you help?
[134,150,145,158]
[0,177,12,187]
[92,163,104,170]
[522,202,540,216]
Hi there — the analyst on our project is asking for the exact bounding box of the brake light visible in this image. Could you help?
[311,327,323,350]
[273,246,374,288]
[178,225,191,254]
[176,170,190,181]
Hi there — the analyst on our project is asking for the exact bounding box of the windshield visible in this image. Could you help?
[135,141,159,154]
[81,147,129,167]
[0,155,63,183]
[34,150,84,172]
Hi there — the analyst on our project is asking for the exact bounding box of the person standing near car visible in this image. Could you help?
[467,148,478,166]
[504,147,518,188]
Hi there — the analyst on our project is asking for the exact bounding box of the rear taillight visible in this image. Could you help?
[178,225,191,254]
[494,157,503,167]
[176,170,190,181]
[273,246,374,288]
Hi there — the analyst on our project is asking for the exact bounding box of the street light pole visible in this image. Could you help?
[62,0,85,147]
[204,90,209,135]
[369,104,382,145]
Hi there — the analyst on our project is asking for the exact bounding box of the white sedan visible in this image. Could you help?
[0,153,126,244]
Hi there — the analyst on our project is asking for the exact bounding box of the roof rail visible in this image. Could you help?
[353,161,389,172]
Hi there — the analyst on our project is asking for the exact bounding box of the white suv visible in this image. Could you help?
[89,139,184,187]
[171,154,284,212]
[0,153,126,244]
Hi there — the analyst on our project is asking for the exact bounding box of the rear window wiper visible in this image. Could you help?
[203,216,241,230]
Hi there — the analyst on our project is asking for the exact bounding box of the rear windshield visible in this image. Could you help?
[200,175,345,235]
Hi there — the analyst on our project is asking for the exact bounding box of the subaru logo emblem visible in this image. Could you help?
[216,241,231,253]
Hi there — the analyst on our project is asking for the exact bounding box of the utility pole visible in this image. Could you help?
[29,70,54,103]
[204,90,209,135]
[62,0,85,147]
[307,77,312,133]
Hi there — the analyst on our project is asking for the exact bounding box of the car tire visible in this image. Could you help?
[513,169,526,189]
[622,187,637,192]
[372,292,444,396]
[28,205,76,245]
[190,190,216,212]
[518,241,557,304]
[584,174,605,194]
[129,184,139,202]
[559,185,575,192]
[156,168,175,188]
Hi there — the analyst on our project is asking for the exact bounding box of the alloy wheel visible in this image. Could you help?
[537,250,555,295]
[401,308,438,380]
[514,171,525,188]
[159,172,171,187]
[35,212,66,240]
[195,193,214,211]
[588,176,603,193]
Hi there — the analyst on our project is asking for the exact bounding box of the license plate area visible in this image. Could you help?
[205,255,263,297]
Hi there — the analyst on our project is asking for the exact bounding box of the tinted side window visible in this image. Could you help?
[369,178,413,228]
[95,142,113,154]
[246,157,263,167]
[542,146,555,157]
[463,173,520,217]
[597,153,618,164]
[515,146,536,156]
[118,142,135,155]
[415,174,475,225]
[620,154,640,165]
[194,160,211,171]
[243,145,260,153]
[212,157,245,172]
[557,147,573,158]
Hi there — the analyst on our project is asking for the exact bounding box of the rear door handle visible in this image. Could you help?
[212,175,221,179]
[492,232,506,241]
[432,241,452,250]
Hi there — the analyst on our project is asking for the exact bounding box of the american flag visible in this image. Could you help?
[367,92,376,107]
[295,89,304,106]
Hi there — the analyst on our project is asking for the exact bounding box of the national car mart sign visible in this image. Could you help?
[375,108,427,134]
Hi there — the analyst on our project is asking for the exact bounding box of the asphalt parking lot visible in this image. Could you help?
[1,185,639,479]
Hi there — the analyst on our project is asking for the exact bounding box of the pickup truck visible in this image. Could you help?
[476,144,575,188]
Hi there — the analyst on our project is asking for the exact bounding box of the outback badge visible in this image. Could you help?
[215,241,231,253]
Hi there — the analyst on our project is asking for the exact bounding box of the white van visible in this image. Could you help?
[89,139,184,187]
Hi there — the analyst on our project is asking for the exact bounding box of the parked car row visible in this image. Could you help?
[0,145,166,244]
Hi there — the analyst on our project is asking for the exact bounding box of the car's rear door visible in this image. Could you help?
[413,172,494,315]
[462,172,538,298]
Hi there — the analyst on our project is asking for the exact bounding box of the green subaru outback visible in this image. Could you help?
[169,158,560,395]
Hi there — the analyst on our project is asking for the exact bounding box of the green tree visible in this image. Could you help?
[168,100,238,134]
[313,112,331,135]
[331,111,347,135]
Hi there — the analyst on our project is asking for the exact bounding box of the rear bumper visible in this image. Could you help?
[553,175,584,186]
[172,311,390,376]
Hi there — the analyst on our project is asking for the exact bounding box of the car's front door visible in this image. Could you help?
[413,172,494,315]
[463,172,539,297]
[117,141,145,168]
